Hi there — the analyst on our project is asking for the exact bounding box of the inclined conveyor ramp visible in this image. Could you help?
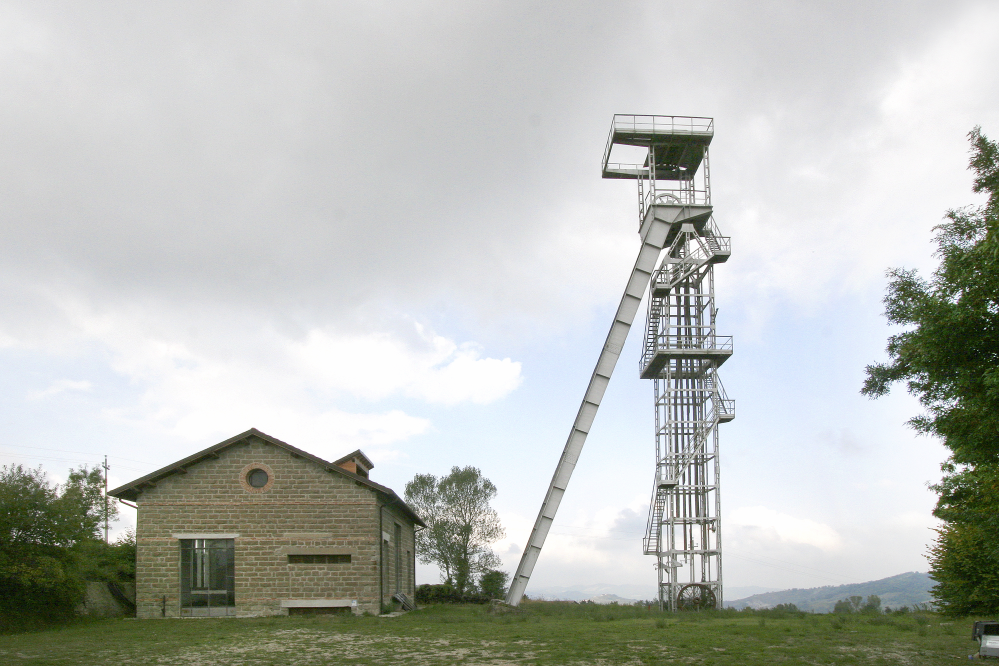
[506,115,730,607]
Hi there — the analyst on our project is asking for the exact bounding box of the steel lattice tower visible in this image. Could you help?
[505,115,733,610]
[621,116,734,611]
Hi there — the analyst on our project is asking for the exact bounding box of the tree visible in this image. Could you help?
[58,466,119,544]
[861,595,882,614]
[404,466,505,594]
[479,569,509,599]
[863,127,999,614]
[0,464,124,625]
[833,598,854,614]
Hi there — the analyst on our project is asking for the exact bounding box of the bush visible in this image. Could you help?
[0,465,133,631]
[0,545,85,628]
[479,570,509,599]
[74,532,136,583]
[415,583,491,605]
[833,595,881,615]
[737,603,805,619]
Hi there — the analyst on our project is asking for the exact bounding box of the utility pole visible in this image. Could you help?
[103,455,110,544]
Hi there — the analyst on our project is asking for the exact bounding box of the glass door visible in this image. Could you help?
[180,539,235,617]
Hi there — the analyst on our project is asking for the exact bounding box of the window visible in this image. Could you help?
[180,539,235,617]
[239,462,274,493]
[287,553,351,564]
[246,468,269,488]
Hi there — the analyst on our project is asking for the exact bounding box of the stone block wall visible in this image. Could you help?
[379,502,417,608]
[134,435,412,618]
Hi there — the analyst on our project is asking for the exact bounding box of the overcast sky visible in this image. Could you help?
[2,0,998,601]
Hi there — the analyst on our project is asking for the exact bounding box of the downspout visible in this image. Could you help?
[378,502,384,613]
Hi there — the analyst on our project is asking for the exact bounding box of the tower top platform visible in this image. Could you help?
[602,115,713,180]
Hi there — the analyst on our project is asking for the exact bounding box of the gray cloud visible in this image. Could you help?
[1,1,994,593]
[1,0,989,347]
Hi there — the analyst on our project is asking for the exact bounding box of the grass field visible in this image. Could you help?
[0,602,983,665]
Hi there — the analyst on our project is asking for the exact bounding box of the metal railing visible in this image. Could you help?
[654,234,731,291]
[602,115,714,188]
[653,333,733,350]
[640,184,710,212]
[711,375,735,420]
[640,334,733,370]
[612,114,714,137]
[717,399,736,420]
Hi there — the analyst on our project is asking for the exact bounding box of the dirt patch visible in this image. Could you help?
[143,628,540,666]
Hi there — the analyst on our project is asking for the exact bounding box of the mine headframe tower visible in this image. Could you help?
[603,115,734,611]
[504,115,733,611]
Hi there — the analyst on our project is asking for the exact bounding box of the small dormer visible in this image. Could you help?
[332,450,374,479]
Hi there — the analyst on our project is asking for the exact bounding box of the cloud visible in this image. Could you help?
[0,0,993,597]
[289,324,523,405]
[817,429,868,455]
[98,320,512,450]
[729,506,843,551]
[490,498,652,587]
[685,3,999,323]
[0,1,995,349]
[1,289,519,454]
[27,378,93,400]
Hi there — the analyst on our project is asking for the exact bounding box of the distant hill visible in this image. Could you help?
[727,585,780,600]
[726,572,934,613]
[587,594,639,605]
[529,583,656,602]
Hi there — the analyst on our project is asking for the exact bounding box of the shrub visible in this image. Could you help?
[479,569,509,599]
[0,465,134,631]
[415,583,491,605]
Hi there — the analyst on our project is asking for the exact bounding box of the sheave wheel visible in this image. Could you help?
[676,584,716,611]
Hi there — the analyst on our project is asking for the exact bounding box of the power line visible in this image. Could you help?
[725,552,853,585]
[0,442,155,466]
[0,450,151,474]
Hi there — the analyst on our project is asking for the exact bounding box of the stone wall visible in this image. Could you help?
[76,582,136,618]
[379,502,417,609]
[135,435,415,618]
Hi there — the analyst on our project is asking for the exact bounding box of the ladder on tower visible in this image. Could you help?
[643,407,715,551]
[643,370,732,554]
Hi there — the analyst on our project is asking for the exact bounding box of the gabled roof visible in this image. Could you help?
[332,449,374,473]
[108,428,424,526]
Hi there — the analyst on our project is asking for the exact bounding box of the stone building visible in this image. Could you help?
[109,428,422,618]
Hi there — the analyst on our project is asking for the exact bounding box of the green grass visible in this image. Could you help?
[0,603,982,665]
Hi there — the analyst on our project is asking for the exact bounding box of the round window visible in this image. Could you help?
[247,468,269,488]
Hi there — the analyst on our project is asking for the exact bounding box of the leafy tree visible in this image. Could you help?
[479,568,509,599]
[405,466,505,594]
[59,466,119,542]
[0,464,126,627]
[0,464,116,550]
[861,594,882,614]
[833,598,853,614]
[863,127,999,614]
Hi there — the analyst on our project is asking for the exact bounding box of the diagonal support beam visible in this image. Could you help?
[505,205,708,606]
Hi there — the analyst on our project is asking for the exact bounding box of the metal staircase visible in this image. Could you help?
[505,115,734,611]
[629,117,734,611]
